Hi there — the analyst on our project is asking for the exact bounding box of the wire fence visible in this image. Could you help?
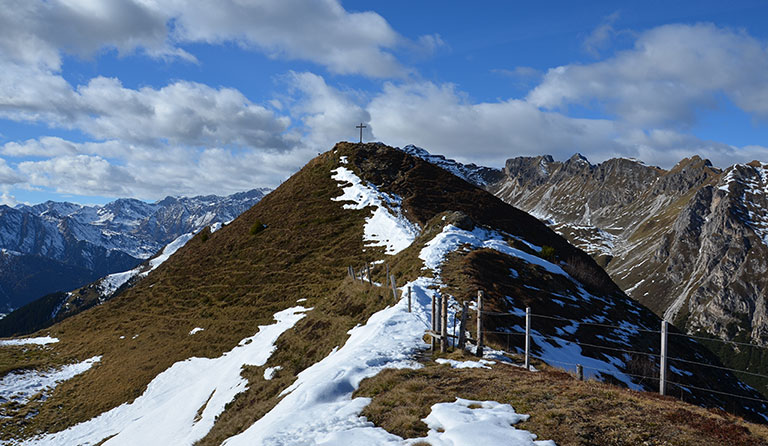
[475,307,768,407]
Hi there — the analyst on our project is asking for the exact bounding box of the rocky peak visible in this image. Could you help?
[397,144,504,186]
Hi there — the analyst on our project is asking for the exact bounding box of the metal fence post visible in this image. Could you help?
[660,319,668,396]
[525,306,531,370]
[476,290,484,357]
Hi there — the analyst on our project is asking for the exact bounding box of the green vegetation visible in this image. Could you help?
[539,245,555,261]
[249,220,266,235]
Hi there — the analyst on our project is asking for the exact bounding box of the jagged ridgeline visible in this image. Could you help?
[493,153,768,394]
[1,142,766,444]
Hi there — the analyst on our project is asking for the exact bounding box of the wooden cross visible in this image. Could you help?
[356,122,367,143]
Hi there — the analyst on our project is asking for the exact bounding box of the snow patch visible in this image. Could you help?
[0,356,100,405]
[25,307,309,446]
[0,336,59,346]
[435,358,494,369]
[420,225,567,278]
[189,327,204,335]
[331,166,420,255]
[418,398,555,446]
[99,232,194,297]
[263,366,282,380]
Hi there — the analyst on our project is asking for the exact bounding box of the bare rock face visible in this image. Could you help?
[492,155,768,348]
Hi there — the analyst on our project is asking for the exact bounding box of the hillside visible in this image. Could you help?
[0,189,267,313]
[0,142,766,445]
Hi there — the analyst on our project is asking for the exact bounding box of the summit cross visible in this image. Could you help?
[356,122,367,143]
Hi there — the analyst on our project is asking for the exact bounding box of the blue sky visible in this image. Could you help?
[1,0,768,205]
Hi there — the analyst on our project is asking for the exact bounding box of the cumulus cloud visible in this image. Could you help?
[286,72,372,148]
[12,142,318,200]
[0,0,430,78]
[0,75,294,150]
[0,0,179,70]
[0,158,22,185]
[529,23,768,127]
[156,0,410,77]
[365,79,768,168]
[368,81,620,166]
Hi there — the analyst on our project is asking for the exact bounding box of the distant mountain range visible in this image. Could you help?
[0,189,269,312]
[404,146,768,391]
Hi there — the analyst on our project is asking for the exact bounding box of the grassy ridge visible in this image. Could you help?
[0,148,394,440]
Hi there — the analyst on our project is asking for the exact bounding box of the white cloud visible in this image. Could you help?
[18,155,135,197]
[156,0,409,77]
[0,0,427,78]
[363,79,768,169]
[13,143,318,200]
[0,189,18,207]
[581,12,627,58]
[0,158,22,185]
[0,74,295,150]
[286,72,372,147]
[367,81,620,166]
[0,0,177,70]
[529,23,768,127]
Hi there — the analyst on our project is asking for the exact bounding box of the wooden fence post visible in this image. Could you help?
[366,264,372,285]
[577,364,583,381]
[524,306,531,371]
[660,319,668,396]
[476,290,484,357]
[348,266,353,279]
[440,295,448,353]
[431,294,437,351]
[390,275,397,302]
[458,301,468,350]
[407,286,412,313]
[436,295,442,335]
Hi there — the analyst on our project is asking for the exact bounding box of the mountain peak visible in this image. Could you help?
[395,143,503,186]
[567,152,591,165]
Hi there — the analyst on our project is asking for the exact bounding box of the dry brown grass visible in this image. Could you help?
[0,147,400,441]
[355,356,768,446]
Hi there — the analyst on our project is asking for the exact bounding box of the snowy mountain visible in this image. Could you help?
[401,145,768,394]
[0,142,765,445]
[0,189,268,312]
[491,156,768,358]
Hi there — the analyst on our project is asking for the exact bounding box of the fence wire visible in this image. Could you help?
[475,306,768,407]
